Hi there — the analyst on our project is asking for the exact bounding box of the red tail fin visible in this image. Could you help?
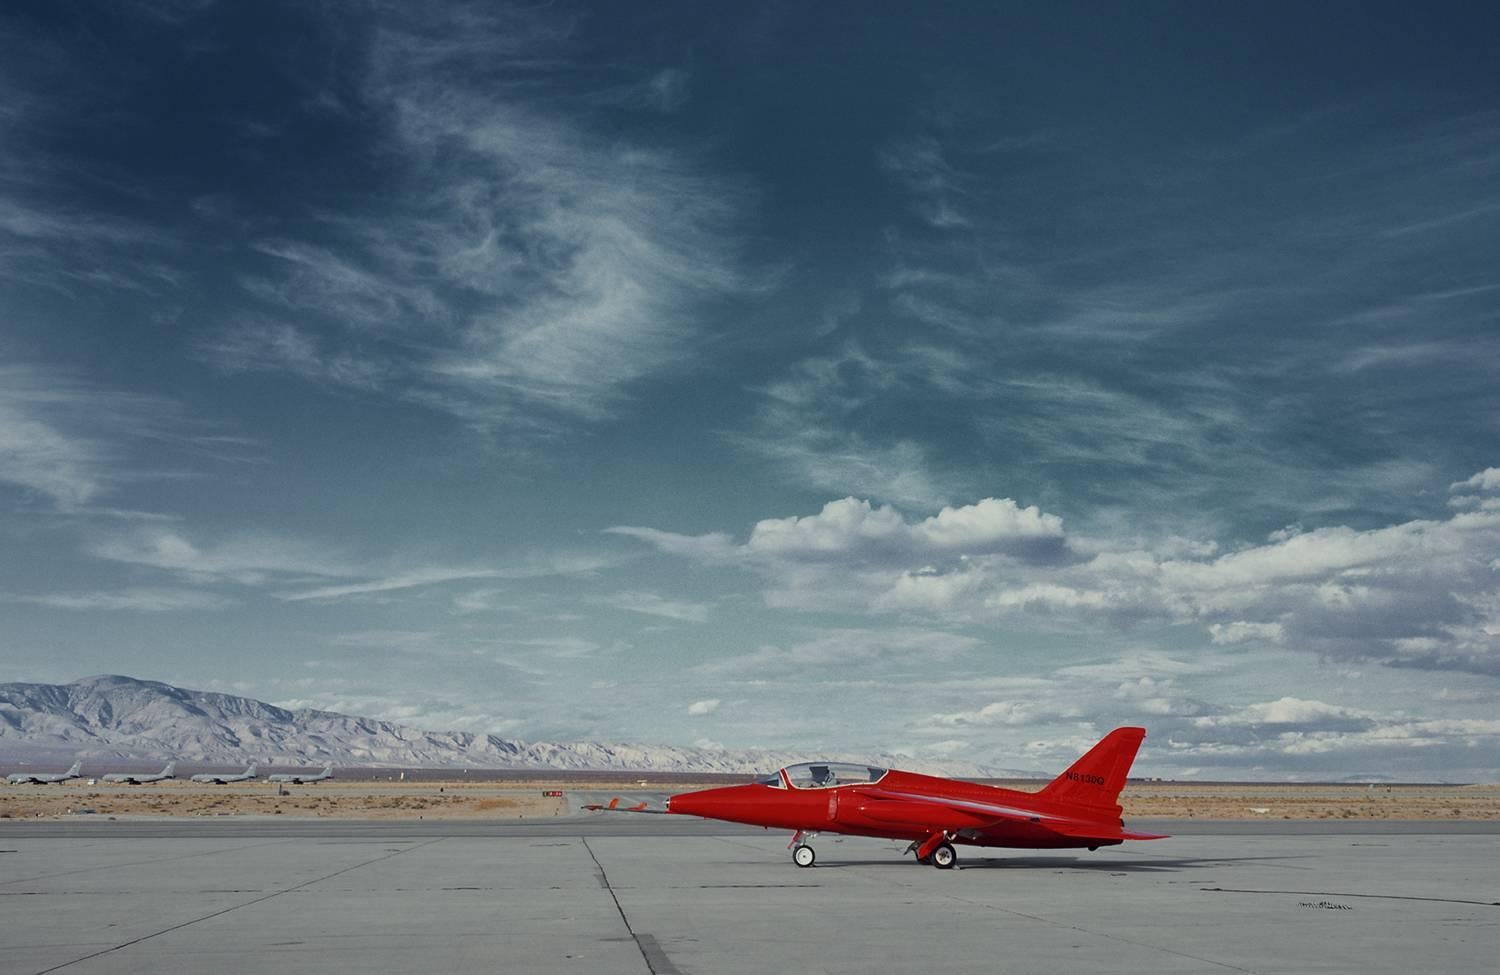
[1039,727,1145,812]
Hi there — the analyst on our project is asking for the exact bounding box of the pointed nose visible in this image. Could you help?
[666,790,701,816]
[666,784,762,823]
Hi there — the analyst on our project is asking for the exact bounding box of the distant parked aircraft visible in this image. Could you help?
[190,763,257,784]
[102,762,175,785]
[268,764,333,784]
[7,760,83,785]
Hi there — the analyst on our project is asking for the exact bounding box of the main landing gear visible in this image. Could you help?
[908,833,959,869]
[929,842,957,869]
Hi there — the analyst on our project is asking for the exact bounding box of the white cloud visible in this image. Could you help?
[612,496,1069,617]
[702,628,980,676]
[602,526,736,561]
[1193,697,1376,729]
[687,698,720,716]
[281,568,503,602]
[0,365,179,511]
[880,137,971,229]
[200,318,389,390]
[1055,652,1213,681]
[1113,677,1204,717]
[1208,621,1286,645]
[915,698,1082,730]
[601,591,710,623]
[614,475,1500,674]
[91,528,352,584]
[591,68,691,113]
[1452,467,1500,493]
[733,346,952,509]
[1,588,234,612]
[746,497,1063,561]
[204,7,755,432]
[93,526,619,603]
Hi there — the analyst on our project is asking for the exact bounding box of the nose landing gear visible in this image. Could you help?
[789,830,820,867]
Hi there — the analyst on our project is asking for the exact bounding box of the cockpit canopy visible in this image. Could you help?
[757,762,889,789]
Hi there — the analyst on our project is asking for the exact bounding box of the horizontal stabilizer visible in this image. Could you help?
[1118,829,1170,841]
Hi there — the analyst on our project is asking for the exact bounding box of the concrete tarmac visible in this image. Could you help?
[1,818,1495,974]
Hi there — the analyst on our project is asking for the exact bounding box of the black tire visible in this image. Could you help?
[931,842,957,869]
[793,844,816,868]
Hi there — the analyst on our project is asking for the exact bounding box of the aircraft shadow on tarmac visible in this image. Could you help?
[812,854,1312,873]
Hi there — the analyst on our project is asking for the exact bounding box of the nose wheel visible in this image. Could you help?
[792,844,817,868]
[930,842,957,869]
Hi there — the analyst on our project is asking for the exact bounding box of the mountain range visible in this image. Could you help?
[0,675,1025,776]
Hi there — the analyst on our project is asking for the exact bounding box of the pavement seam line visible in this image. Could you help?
[1202,886,1500,908]
[30,836,446,975]
[581,836,675,975]
[2,839,292,887]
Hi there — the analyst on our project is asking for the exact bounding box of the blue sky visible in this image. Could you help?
[2,1,1498,779]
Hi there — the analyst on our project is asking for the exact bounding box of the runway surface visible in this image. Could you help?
[1,817,1495,974]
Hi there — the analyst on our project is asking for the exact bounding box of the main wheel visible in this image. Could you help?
[931,842,957,870]
[793,844,816,868]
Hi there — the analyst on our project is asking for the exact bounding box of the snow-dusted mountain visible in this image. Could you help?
[0,676,1023,777]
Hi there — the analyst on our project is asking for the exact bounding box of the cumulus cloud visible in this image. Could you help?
[1194,697,1376,730]
[612,496,1069,615]
[1208,621,1286,645]
[747,497,1063,561]
[914,698,1082,730]
[1452,468,1500,493]
[687,698,720,716]
[1113,676,1204,717]
[613,470,1500,674]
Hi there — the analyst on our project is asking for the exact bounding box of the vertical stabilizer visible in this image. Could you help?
[1038,727,1145,812]
[66,760,82,777]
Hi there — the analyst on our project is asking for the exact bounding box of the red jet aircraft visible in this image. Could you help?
[590,727,1165,869]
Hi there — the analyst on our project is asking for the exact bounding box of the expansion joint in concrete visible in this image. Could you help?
[29,836,446,975]
[581,836,681,975]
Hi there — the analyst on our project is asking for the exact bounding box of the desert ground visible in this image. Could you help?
[2,772,1496,821]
